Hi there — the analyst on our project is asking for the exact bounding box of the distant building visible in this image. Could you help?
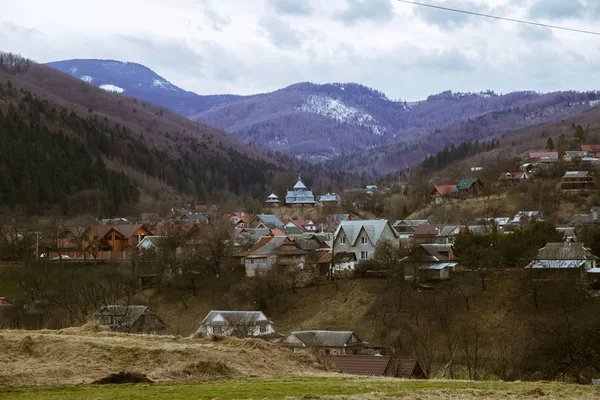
[456,178,484,196]
[265,193,281,207]
[561,171,594,191]
[333,220,399,261]
[366,185,378,195]
[430,185,458,204]
[286,175,316,206]
[195,310,277,338]
[325,356,426,379]
[529,151,559,160]
[249,214,285,229]
[91,305,166,334]
[281,330,366,355]
[230,212,251,228]
[526,242,598,280]
[498,172,529,185]
[318,193,342,205]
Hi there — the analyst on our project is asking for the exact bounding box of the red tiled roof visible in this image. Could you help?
[432,185,457,196]
[529,152,558,159]
[581,144,600,153]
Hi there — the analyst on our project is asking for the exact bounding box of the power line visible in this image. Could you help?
[396,0,600,36]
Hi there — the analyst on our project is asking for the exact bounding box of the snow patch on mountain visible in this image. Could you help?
[80,75,93,83]
[100,84,125,93]
[298,95,387,136]
[152,79,176,91]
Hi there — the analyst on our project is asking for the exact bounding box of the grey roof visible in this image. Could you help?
[234,228,271,243]
[286,188,316,204]
[199,310,272,327]
[289,330,363,348]
[563,171,591,178]
[293,178,308,190]
[537,242,597,260]
[319,194,341,202]
[181,213,208,221]
[335,220,397,246]
[526,260,588,269]
[92,305,154,328]
[393,220,429,227]
[255,214,284,229]
[266,193,281,203]
[420,244,453,262]
[511,211,543,223]
[419,262,457,270]
[137,236,164,248]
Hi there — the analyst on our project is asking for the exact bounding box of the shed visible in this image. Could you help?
[325,355,426,379]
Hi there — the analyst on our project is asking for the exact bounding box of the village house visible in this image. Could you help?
[281,330,366,355]
[562,150,590,163]
[82,224,152,260]
[248,214,285,229]
[497,172,529,185]
[230,212,251,228]
[177,212,208,222]
[317,251,357,274]
[529,151,559,161]
[404,243,457,282]
[565,206,600,226]
[430,185,458,204]
[91,305,166,334]
[333,220,399,262]
[283,219,318,235]
[136,236,166,252]
[264,193,281,207]
[365,185,378,194]
[393,220,430,246]
[509,211,544,228]
[239,236,306,277]
[457,178,484,196]
[525,242,598,280]
[286,175,317,206]
[561,171,594,191]
[195,310,277,338]
[325,356,426,379]
[318,193,342,206]
[581,144,600,156]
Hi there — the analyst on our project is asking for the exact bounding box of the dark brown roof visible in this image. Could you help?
[326,355,391,376]
[325,356,424,379]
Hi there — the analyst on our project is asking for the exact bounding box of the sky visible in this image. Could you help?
[1,0,599,101]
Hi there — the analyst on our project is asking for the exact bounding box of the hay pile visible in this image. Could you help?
[0,326,327,387]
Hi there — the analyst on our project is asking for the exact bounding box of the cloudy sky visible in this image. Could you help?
[1,0,599,100]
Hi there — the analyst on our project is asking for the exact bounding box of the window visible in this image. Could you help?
[213,325,222,334]
[361,236,368,244]
[360,251,369,259]
[292,256,297,262]
[324,349,330,355]
[339,236,347,244]
[260,324,267,334]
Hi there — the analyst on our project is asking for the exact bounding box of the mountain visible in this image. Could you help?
[46,59,244,116]
[325,91,600,176]
[1,53,354,216]
[47,59,599,175]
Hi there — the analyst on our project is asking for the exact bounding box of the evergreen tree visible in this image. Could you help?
[546,137,555,151]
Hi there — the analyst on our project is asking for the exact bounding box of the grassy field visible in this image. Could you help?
[3,375,600,400]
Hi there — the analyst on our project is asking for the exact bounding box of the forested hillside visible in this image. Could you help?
[0,54,358,215]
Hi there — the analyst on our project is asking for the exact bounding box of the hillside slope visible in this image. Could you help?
[1,55,356,214]
[327,93,600,176]
[0,326,326,386]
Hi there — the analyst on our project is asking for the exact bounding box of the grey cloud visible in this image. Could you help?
[258,17,306,48]
[528,0,585,20]
[268,0,312,16]
[115,35,204,74]
[336,0,394,25]
[200,0,231,31]
[414,0,489,29]
[413,48,474,73]
[518,25,554,42]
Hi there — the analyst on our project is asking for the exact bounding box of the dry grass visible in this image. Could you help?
[0,324,327,387]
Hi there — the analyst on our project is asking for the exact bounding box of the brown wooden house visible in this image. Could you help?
[91,305,166,334]
[83,224,152,260]
[325,355,426,379]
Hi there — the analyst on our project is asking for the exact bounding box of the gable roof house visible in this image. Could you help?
[581,144,600,154]
[230,212,251,228]
[563,151,590,163]
[456,178,484,196]
[325,356,426,379]
[91,305,166,334]
[526,242,598,280]
[318,193,342,205]
[403,244,457,282]
[281,330,366,355]
[530,151,559,160]
[430,185,458,204]
[195,310,277,338]
[136,236,166,252]
[83,224,152,260]
[286,176,316,206]
[561,171,594,191]
[283,220,318,235]
[498,172,529,185]
[249,214,285,229]
[509,211,544,228]
[333,220,399,262]
[239,236,306,277]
